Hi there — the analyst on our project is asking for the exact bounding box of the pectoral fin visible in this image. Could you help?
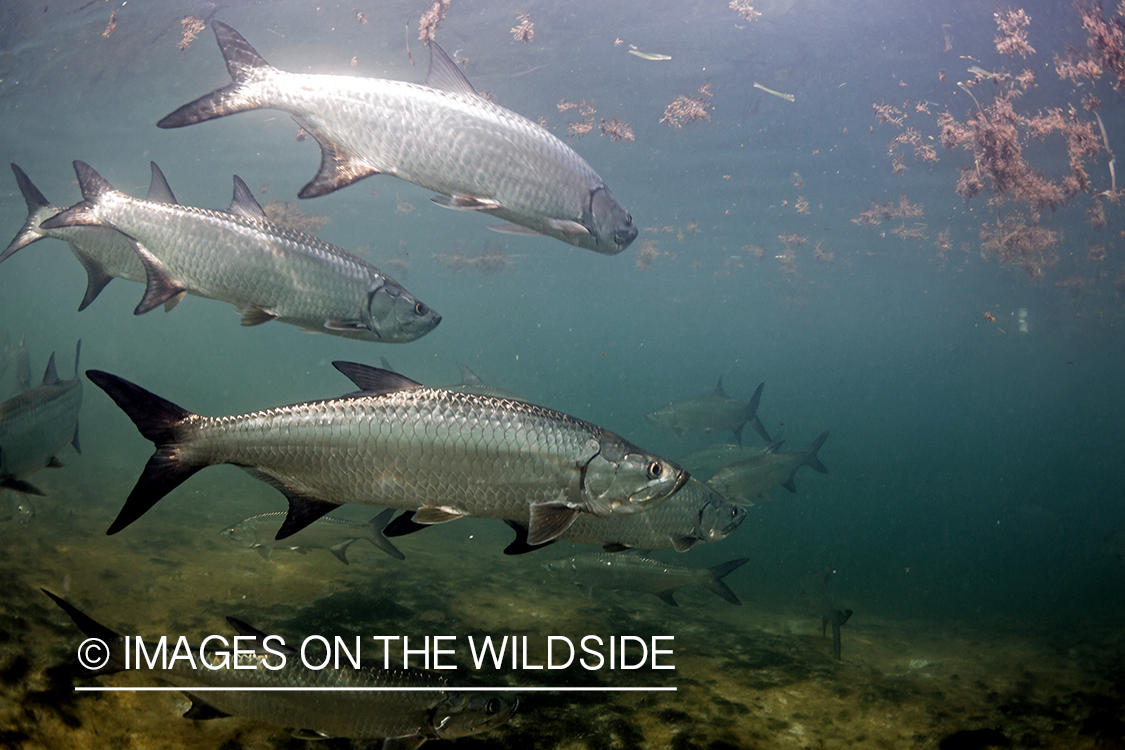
[382,734,428,750]
[0,477,46,496]
[670,535,698,552]
[488,222,544,236]
[527,503,580,545]
[547,218,590,235]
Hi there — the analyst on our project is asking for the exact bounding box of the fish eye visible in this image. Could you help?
[646,461,663,479]
[414,301,428,315]
[486,698,501,714]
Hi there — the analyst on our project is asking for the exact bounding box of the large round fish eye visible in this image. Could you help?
[486,698,502,714]
[646,461,663,479]
[414,301,428,315]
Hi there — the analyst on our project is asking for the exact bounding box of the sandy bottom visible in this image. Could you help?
[2,489,1123,750]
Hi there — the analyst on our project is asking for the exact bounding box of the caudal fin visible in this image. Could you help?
[157,22,273,129]
[745,382,772,444]
[85,370,204,534]
[41,589,126,675]
[804,430,830,473]
[704,557,750,605]
[1,164,54,263]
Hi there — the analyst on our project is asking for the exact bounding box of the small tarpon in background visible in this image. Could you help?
[0,341,81,495]
[42,162,440,343]
[708,431,829,503]
[4,492,35,524]
[381,358,530,403]
[43,590,516,745]
[221,508,404,563]
[801,567,853,661]
[2,163,159,311]
[545,552,749,606]
[86,363,686,545]
[678,442,779,480]
[645,378,772,446]
[157,22,638,254]
[494,477,745,554]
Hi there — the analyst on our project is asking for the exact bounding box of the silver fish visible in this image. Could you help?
[42,162,440,343]
[678,443,776,479]
[222,508,404,563]
[449,364,529,402]
[499,477,745,554]
[0,341,81,495]
[87,363,687,546]
[2,163,163,311]
[544,552,749,607]
[5,492,34,524]
[44,590,516,745]
[707,431,829,503]
[157,22,638,254]
[645,379,772,446]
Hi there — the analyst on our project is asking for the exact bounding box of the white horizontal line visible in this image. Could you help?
[75,686,675,693]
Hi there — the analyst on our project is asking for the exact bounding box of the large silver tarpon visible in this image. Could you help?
[41,162,440,342]
[87,363,687,545]
[157,22,638,254]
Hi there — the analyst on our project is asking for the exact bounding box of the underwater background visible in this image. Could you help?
[1,0,1124,748]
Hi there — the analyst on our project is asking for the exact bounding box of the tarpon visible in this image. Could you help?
[86,363,687,545]
[494,477,746,554]
[678,442,776,480]
[645,379,772,446]
[44,590,516,745]
[42,162,440,343]
[802,567,853,661]
[544,553,749,607]
[157,22,638,254]
[221,508,404,563]
[707,431,829,503]
[2,163,159,311]
[0,341,81,495]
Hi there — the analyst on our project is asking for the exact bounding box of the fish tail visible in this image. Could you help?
[366,508,406,560]
[1,164,54,263]
[746,382,772,443]
[41,589,126,675]
[704,557,750,605]
[38,162,115,233]
[157,22,273,129]
[805,430,830,473]
[85,370,204,535]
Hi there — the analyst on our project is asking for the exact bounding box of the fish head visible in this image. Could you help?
[697,493,746,542]
[219,522,258,548]
[588,186,637,254]
[365,280,441,342]
[432,692,517,739]
[581,436,688,516]
[643,405,677,431]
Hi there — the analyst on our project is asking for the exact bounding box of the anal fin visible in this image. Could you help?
[130,241,187,315]
[297,134,379,199]
[182,693,231,721]
[238,305,278,327]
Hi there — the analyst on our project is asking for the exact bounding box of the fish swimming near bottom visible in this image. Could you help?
[802,567,853,661]
[87,363,686,545]
[43,590,516,745]
[221,508,404,563]
[707,431,830,503]
[545,552,749,606]
[0,341,82,495]
[645,379,772,446]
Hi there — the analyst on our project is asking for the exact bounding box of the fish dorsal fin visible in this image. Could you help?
[713,377,726,396]
[458,363,483,385]
[41,352,59,385]
[145,162,177,204]
[425,41,479,97]
[229,175,267,218]
[73,161,114,202]
[766,440,785,454]
[332,361,423,395]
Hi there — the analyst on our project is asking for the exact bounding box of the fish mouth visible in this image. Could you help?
[670,467,690,495]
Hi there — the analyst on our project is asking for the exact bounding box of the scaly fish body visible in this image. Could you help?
[503,477,745,554]
[0,341,81,495]
[3,164,151,311]
[221,508,404,563]
[678,443,774,479]
[157,22,637,254]
[44,591,515,743]
[42,162,439,342]
[88,363,687,546]
[708,431,829,502]
[645,379,771,446]
[545,552,748,606]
